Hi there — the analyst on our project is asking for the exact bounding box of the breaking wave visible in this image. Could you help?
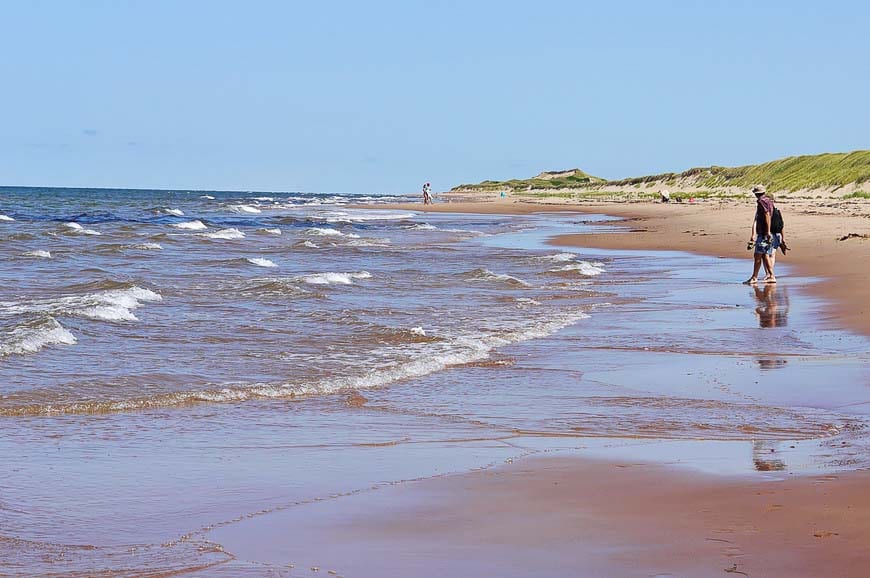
[172,220,207,230]
[0,317,77,357]
[247,257,278,268]
[202,228,245,240]
[0,309,589,415]
[298,271,372,285]
[1,285,162,323]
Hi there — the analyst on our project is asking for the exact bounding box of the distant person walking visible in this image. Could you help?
[744,185,779,285]
[422,182,433,205]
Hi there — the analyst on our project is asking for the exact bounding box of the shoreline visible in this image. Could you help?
[218,197,870,576]
[360,198,870,336]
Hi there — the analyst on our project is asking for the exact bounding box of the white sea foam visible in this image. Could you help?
[1,308,590,414]
[515,297,541,306]
[64,222,101,235]
[322,210,416,223]
[230,204,262,214]
[408,223,438,231]
[345,238,391,247]
[252,197,274,202]
[200,195,216,200]
[304,227,360,238]
[202,228,245,240]
[164,208,185,216]
[1,286,162,323]
[550,261,605,276]
[299,271,372,285]
[261,228,282,235]
[0,317,77,357]
[302,240,319,248]
[132,242,163,250]
[0,214,14,222]
[410,326,427,337]
[247,257,278,268]
[22,250,52,258]
[540,252,577,262]
[172,220,207,230]
[467,268,531,287]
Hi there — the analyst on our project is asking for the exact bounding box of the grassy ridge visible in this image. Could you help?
[453,150,870,193]
[453,168,605,192]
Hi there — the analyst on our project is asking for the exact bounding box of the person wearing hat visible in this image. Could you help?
[744,184,779,284]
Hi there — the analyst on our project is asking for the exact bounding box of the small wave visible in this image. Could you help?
[549,261,605,276]
[515,297,541,306]
[172,220,207,230]
[202,228,245,240]
[247,257,277,268]
[64,222,101,235]
[323,211,416,223]
[304,227,360,238]
[345,238,391,247]
[0,214,15,222]
[1,285,162,323]
[301,240,319,248]
[464,268,531,287]
[407,223,438,231]
[0,317,77,357]
[252,196,274,202]
[260,228,282,235]
[132,243,163,250]
[0,309,589,415]
[299,271,372,285]
[22,250,52,258]
[540,252,577,262]
[410,326,426,337]
[230,204,261,214]
[200,195,215,200]
[163,208,185,216]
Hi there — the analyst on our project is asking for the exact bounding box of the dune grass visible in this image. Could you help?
[454,150,870,194]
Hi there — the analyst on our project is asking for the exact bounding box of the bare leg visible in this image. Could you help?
[744,253,763,284]
[762,253,776,283]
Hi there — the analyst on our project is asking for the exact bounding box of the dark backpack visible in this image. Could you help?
[771,207,784,234]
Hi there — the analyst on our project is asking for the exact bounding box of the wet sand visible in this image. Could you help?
[211,455,870,577]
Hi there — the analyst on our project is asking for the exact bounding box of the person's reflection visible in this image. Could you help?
[753,284,789,328]
[757,358,788,370]
[752,440,786,471]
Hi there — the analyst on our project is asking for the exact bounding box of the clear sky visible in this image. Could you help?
[1,0,868,193]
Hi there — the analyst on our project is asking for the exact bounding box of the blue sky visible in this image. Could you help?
[1,0,867,193]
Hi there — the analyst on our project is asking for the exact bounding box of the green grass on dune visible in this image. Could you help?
[453,150,870,194]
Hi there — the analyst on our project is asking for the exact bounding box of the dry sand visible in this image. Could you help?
[218,195,869,576]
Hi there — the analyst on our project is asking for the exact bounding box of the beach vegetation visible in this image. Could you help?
[453,150,870,195]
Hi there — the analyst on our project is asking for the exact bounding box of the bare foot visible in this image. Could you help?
[743,278,757,285]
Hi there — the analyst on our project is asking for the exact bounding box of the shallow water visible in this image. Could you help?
[1,187,868,574]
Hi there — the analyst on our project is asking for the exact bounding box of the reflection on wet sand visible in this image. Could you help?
[752,440,787,471]
[753,283,789,328]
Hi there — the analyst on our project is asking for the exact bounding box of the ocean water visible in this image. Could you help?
[1,187,868,575]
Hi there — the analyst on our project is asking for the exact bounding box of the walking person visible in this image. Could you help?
[422,182,433,205]
[744,185,780,285]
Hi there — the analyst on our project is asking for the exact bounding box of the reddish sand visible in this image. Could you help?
[212,456,870,577]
